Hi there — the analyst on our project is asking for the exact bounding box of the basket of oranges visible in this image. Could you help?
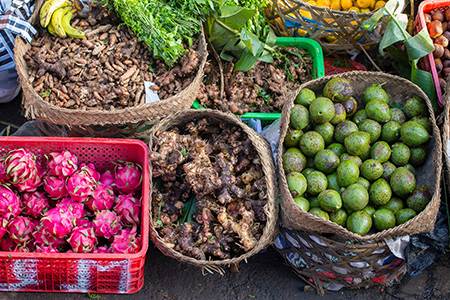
[266,0,398,55]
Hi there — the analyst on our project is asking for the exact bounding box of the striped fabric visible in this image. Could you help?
[0,0,36,72]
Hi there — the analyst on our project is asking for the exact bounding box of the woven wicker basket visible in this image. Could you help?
[274,227,407,295]
[266,0,396,55]
[442,82,450,191]
[14,0,207,136]
[277,71,442,242]
[148,109,279,273]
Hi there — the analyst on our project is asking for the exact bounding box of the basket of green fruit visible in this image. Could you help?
[277,71,442,242]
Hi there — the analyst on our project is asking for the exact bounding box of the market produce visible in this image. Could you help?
[0,148,143,253]
[283,80,432,235]
[197,46,314,114]
[424,6,450,91]
[26,1,202,110]
[150,117,268,260]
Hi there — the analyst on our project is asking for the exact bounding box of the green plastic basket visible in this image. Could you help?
[193,37,325,127]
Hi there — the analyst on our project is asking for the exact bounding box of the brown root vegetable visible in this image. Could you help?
[428,20,443,38]
[425,13,433,24]
[444,59,450,68]
[443,67,450,77]
[444,49,450,61]
[446,8,450,21]
[435,58,444,72]
[434,43,445,58]
[439,78,447,89]
[435,35,449,47]
[432,10,445,22]
[443,31,450,40]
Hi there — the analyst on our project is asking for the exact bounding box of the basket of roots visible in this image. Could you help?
[273,228,407,295]
[265,0,404,55]
[277,71,442,242]
[148,109,279,272]
[15,0,207,137]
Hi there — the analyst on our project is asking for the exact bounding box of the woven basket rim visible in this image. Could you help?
[277,71,442,242]
[15,0,207,126]
[270,0,376,17]
[148,109,279,269]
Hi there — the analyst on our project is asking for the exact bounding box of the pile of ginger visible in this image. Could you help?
[149,118,268,260]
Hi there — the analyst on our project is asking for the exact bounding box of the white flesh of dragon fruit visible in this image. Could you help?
[46,150,78,179]
[66,163,99,202]
[93,210,122,239]
[7,216,36,244]
[85,184,115,212]
[57,198,86,225]
[43,175,68,199]
[22,191,50,218]
[114,194,141,225]
[41,206,74,237]
[111,226,141,254]
[114,161,142,195]
[0,185,22,219]
[67,226,98,253]
[2,148,37,185]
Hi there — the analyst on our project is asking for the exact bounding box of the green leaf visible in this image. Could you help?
[258,49,274,63]
[361,0,405,31]
[178,195,197,225]
[240,28,264,56]
[234,48,260,72]
[220,5,255,30]
[265,27,277,47]
[404,27,434,61]
[220,37,243,61]
[379,13,409,55]
[411,61,438,111]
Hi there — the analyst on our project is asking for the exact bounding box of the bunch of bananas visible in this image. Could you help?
[39,0,85,38]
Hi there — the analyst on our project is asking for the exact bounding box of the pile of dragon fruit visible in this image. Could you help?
[0,148,143,254]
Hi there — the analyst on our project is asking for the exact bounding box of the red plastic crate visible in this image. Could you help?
[414,0,447,108]
[0,137,149,294]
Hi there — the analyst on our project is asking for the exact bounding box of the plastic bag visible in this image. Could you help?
[12,120,67,137]
[0,67,20,104]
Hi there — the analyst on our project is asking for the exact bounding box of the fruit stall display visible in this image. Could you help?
[278,71,442,241]
[148,109,278,271]
[0,137,149,293]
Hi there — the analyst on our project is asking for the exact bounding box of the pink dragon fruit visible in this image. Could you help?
[0,235,16,251]
[67,226,97,253]
[13,242,33,252]
[0,218,8,240]
[46,150,78,179]
[114,161,142,195]
[0,185,22,219]
[114,194,141,225]
[43,175,69,199]
[76,218,95,230]
[111,226,141,254]
[99,170,114,186]
[7,216,36,244]
[2,148,37,185]
[35,245,58,253]
[15,161,46,193]
[22,191,50,218]
[41,206,74,237]
[32,225,65,248]
[93,246,112,253]
[0,156,10,183]
[57,198,86,225]
[85,184,115,212]
[93,210,122,239]
[66,164,99,202]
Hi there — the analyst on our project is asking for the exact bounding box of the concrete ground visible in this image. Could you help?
[1,96,449,299]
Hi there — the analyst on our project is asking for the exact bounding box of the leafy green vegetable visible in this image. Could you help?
[102,0,214,66]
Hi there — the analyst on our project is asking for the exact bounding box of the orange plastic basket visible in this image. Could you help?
[0,137,149,294]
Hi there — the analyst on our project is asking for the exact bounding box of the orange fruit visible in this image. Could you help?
[374,0,386,9]
[341,0,353,10]
[356,0,370,8]
[348,6,360,12]
[330,0,341,10]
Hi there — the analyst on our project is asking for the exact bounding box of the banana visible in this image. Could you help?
[61,9,85,39]
[40,0,73,28]
[47,22,57,36]
[50,6,72,38]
